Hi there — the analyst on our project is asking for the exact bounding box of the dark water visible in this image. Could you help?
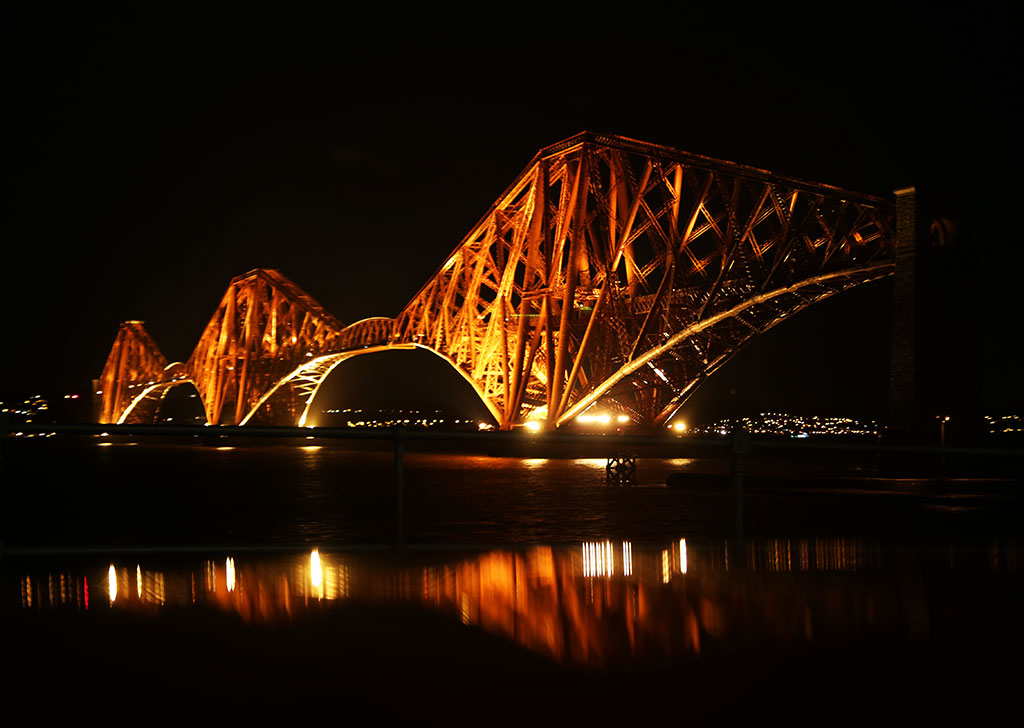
[2,437,1023,717]
[3,438,709,547]
[4,437,1020,548]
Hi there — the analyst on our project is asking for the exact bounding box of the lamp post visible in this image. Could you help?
[938,415,950,477]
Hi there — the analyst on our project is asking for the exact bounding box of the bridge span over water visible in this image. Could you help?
[98,132,898,430]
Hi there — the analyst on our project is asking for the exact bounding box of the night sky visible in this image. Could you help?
[3,4,1020,421]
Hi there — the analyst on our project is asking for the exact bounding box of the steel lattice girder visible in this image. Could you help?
[392,132,895,428]
[97,273,393,425]
[98,132,896,428]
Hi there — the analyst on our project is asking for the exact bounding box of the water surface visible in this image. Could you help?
[3,437,1022,718]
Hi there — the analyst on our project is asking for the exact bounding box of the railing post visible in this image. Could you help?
[938,415,950,478]
[394,428,406,551]
[731,428,751,549]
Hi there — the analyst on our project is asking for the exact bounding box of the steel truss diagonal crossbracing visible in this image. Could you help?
[98,132,897,428]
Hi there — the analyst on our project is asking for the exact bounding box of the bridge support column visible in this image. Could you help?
[889,187,917,437]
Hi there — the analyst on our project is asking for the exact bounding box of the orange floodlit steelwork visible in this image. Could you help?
[98,132,896,428]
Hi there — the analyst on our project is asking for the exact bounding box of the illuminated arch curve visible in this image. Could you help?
[556,264,892,428]
[116,372,207,425]
[240,343,504,427]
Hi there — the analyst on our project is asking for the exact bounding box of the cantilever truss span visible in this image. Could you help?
[99,271,394,426]
[98,132,897,428]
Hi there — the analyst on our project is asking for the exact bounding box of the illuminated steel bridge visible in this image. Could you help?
[98,132,897,429]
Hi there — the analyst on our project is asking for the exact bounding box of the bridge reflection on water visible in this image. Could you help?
[15,538,1020,667]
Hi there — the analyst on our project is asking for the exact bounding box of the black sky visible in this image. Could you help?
[2,3,1021,418]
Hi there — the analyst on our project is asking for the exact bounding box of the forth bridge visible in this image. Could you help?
[98,132,900,430]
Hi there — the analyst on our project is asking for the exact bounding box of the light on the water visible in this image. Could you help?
[582,541,615,577]
[22,576,33,608]
[137,565,142,599]
[205,560,217,593]
[310,549,323,597]
[17,540,1022,671]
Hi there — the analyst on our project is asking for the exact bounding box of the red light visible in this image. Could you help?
[84,576,89,610]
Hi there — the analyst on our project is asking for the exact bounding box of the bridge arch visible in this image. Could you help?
[671,275,891,425]
[408,344,504,424]
[557,264,893,428]
[116,373,208,425]
[240,343,502,427]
